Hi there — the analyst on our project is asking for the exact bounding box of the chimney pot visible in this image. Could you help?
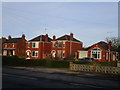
[8,35,11,39]
[45,34,48,42]
[53,35,56,40]
[22,34,25,40]
[70,33,73,40]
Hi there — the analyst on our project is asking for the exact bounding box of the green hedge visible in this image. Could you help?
[2,56,70,68]
[2,56,117,68]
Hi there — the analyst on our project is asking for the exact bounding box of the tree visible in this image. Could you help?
[105,37,120,49]
[105,37,120,60]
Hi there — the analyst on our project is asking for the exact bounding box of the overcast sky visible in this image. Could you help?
[2,2,118,47]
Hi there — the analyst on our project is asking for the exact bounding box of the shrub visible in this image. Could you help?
[2,56,70,68]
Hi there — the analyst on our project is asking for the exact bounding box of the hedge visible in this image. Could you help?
[2,56,117,68]
[2,56,70,68]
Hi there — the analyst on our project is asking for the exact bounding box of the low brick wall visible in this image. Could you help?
[70,62,120,74]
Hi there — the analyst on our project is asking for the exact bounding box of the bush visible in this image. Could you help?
[2,56,117,68]
[2,56,70,68]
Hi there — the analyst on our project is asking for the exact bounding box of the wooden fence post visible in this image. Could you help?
[69,62,73,72]
[93,64,96,72]
[117,61,120,68]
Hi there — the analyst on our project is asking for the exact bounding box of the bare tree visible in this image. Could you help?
[105,37,120,60]
[105,37,120,49]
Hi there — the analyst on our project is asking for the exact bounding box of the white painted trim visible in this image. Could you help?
[26,50,31,53]
[32,51,39,57]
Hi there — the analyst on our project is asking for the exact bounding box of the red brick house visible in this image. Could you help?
[51,33,83,60]
[2,34,26,58]
[78,41,119,62]
[25,34,52,59]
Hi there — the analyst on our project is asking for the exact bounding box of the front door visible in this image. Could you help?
[26,51,31,59]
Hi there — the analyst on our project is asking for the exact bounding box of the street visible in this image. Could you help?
[3,73,100,88]
[2,67,120,89]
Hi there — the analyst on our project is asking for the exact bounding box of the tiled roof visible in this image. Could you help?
[84,41,118,51]
[3,38,23,43]
[55,35,82,43]
[28,35,52,42]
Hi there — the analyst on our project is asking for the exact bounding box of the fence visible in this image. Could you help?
[70,62,120,74]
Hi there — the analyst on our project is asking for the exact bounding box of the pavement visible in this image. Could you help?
[11,66,120,80]
[2,66,120,89]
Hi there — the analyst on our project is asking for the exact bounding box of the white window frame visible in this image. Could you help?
[32,51,38,57]
[52,42,56,47]
[28,42,30,48]
[32,42,39,48]
[5,44,7,48]
[91,48,101,59]
[13,50,15,55]
[12,43,15,48]
[3,50,7,55]
[58,42,62,48]
[106,52,108,60]
[32,43,36,48]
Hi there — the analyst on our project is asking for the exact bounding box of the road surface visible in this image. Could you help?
[2,67,120,89]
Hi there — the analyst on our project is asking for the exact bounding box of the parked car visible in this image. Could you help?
[78,57,94,61]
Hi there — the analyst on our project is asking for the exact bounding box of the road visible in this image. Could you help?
[2,67,120,89]
[3,73,100,88]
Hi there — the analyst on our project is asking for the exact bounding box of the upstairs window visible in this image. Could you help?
[5,44,7,48]
[32,43,36,48]
[12,43,14,48]
[63,44,65,48]
[58,42,62,48]
[32,42,38,48]
[52,42,56,47]
[28,42,30,48]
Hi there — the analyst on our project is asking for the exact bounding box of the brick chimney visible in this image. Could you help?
[22,34,25,40]
[45,34,48,42]
[108,41,112,50]
[70,33,73,41]
[8,35,11,39]
[53,35,56,40]
[2,37,6,43]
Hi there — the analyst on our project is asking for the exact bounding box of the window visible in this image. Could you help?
[3,50,7,55]
[13,50,15,55]
[12,43,14,48]
[91,48,101,59]
[32,43,36,48]
[63,44,65,48]
[57,50,62,58]
[106,52,108,60]
[51,50,56,58]
[32,42,39,48]
[58,42,62,48]
[5,44,7,48]
[32,51,38,57]
[52,42,56,47]
[28,42,30,48]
